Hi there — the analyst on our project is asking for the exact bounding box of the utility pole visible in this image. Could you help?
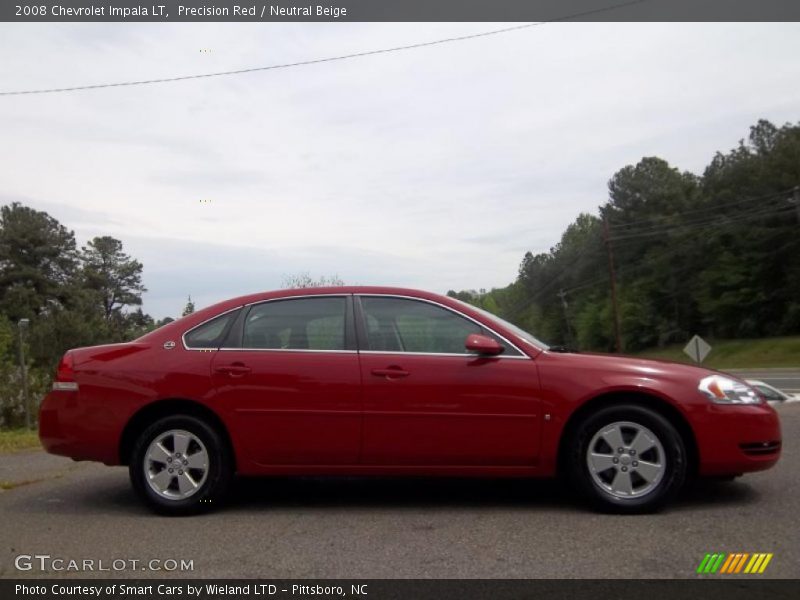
[557,288,574,348]
[18,319,31,430]
[602,217,623,353]
[792,186,800,224]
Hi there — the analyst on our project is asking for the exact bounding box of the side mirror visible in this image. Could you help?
[465,333,504,356]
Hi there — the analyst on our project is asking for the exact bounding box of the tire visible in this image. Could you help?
[129,415,232,515]
[566,404,687,514]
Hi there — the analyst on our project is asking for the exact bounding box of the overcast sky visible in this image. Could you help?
[1,22,799,318]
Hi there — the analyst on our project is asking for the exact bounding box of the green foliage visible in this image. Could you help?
[156,316,175,328]
[0,203,78,321]
[182,295,195,317]
[81,235,146,320]
[281,272,346,288]
[0,208,153,426]
[635,336,800,369]
[0,428,41,453]
[452,119,800,353]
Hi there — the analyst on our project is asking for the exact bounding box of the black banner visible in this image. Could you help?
[3,580,800,600]
[2,0,800,23]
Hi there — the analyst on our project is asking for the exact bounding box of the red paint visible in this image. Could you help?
[39,287,781,479]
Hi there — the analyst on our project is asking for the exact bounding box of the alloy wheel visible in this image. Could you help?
[585,420,666,499]
[143,429,209,500]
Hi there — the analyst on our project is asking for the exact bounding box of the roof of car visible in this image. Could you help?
[215,286,445,309]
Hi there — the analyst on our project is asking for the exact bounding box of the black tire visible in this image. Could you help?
[566,404,687,514]
[129,415,232,516]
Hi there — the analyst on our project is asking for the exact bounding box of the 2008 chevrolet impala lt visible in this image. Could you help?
[38,287,781,515]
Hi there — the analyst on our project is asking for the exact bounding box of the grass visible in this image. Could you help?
[633,336,800,369]
[0,428,41,454]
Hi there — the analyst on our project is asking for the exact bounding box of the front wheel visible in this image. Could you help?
[566,404,687,514]
[129,415,232,515]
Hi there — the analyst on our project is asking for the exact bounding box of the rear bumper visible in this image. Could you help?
[39,390,122,465]
[694,403,781,476]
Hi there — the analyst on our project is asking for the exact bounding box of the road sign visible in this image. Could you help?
[684,335,712,363]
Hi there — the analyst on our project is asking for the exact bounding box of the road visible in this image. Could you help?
[724,368,800,394]
[1,403,797,580]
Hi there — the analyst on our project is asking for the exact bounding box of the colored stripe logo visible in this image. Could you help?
[697,553,773,574]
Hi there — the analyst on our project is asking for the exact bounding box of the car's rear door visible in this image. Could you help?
[209,295,362,465]
[355,295,542,466]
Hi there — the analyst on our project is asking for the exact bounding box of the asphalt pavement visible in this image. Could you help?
[1,402,798,580]
[724,368,800,394]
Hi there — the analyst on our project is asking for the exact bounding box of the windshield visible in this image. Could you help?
[450,299,550,350]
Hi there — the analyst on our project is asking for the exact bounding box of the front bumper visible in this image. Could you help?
[694,402,781,476]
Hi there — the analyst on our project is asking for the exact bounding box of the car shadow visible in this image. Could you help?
[3,469,764,517]
[226,476,582,513]
[672,478,763,511]
[224,474,763,514]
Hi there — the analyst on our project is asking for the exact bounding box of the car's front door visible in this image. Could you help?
[209,295,362,465]
[355,295,542,466]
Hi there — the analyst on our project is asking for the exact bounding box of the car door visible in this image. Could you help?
[356,295,542,466]
[209,295,362,465]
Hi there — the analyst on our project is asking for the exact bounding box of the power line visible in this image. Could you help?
[534,202,796,297]
[607,195,791,236]
[606,187,795,230]
[608,204,791,243]
[608,204,796,242]
[0,0,648,97]
[530,200,791,296]
[561,209,796,295]
[527,235,604,303]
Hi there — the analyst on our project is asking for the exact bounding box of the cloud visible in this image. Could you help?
[1,22,799,318]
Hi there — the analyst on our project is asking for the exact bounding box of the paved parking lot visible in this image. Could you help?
[1,402,797,580]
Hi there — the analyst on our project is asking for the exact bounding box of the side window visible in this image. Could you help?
[243,297,347,351]
[361,297,488,354]
[183,311,238,349]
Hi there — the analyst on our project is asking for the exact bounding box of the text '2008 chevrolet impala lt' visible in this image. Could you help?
[38,287,781,515]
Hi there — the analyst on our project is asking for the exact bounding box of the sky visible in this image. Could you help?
[1,22,799,319]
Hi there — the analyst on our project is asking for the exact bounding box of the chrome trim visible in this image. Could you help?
[185,293,351,352]
[236,294,351,352]
[218,348,357,354]
[183,295,349,351]
[52,381,79,391]
[182,292,531,358]
[181,305,245,351]
[358,350,529,360]
[241,293,350,307]
[356,293,531,359]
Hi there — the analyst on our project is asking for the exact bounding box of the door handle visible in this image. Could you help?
[371,367,410,379]
[214,363,252,377]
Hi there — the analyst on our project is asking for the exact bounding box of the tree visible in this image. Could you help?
[81,236,146,320]
[448,119,800,351]
[0,203,79,321]
[123,308,156,339]
[182,296,195,317]
[281,273,345,288]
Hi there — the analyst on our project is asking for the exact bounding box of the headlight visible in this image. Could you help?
[698,375,761,404]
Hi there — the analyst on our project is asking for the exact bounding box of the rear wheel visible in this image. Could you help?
[567,404,687,514]
[129,415,232,515]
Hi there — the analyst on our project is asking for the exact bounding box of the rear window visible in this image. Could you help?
[183,311,238,349]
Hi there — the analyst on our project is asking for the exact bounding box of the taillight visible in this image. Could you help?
[52,352,78,391]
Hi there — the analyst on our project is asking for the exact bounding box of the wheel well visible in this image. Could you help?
[556,392,698,477]
[118,399,236,470]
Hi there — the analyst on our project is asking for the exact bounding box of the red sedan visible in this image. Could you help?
[39,287,781,515]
